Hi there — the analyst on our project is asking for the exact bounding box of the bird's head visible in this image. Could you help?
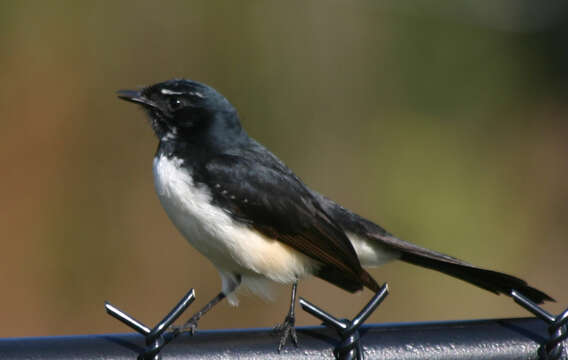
[117,79,242,143]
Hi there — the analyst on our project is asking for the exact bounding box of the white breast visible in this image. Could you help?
[152,154,319,304]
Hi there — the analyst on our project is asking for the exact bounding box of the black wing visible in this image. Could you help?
[198,148,379,293]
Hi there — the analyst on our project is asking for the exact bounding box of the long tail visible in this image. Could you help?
[312,191,553,304]
[370,231,554,304]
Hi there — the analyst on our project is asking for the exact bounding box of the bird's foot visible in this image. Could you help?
[170,317,199,335]
[273,314,298,352]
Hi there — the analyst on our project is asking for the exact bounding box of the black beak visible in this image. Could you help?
[116,89,159,109]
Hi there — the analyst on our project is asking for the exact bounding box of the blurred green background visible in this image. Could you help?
[1,1,567,337]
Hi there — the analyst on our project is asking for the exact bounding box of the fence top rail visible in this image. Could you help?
[0,317,565,360]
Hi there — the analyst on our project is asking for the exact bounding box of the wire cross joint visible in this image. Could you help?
[104,288,196,360]
[300,283,389,360]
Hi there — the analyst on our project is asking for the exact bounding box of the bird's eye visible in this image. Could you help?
[168,97,184,112]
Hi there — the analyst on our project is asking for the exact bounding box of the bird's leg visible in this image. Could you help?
[172,292,226,335]
[172,274,241,335]
[274,281,298,352]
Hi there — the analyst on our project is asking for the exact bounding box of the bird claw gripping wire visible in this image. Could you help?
[105,289,195,360]
[512,290,568,360]
[300,284,389,360]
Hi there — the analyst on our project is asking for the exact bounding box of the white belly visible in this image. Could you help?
[152,154,319,304]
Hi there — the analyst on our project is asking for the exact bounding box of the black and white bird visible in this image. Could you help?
[117,79,552,350]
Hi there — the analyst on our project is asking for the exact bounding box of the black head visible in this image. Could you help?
[117,79,243,144]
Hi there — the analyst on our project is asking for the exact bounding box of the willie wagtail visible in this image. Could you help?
[117,79,552,351]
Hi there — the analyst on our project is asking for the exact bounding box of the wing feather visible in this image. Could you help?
[199,151,378,292]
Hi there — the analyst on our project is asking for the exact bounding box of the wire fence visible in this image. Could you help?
[0,318,565,360]
[0,284,566,360]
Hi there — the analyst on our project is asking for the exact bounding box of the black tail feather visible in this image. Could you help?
[373,233,554,304]
[400,251,553,304]
[311,191,553,304]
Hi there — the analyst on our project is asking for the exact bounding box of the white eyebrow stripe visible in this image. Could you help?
[160,89,205,98]
[190,91,204,98]
[160,89,185,95]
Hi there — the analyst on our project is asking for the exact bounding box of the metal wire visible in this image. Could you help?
[300,283,389,360]
[512,290,568,360]
[99,283,567,359]
[104,288,195,360]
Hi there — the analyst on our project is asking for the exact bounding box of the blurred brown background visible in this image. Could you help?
[1,1,567,337]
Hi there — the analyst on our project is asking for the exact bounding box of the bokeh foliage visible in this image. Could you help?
[1,0,567,336]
